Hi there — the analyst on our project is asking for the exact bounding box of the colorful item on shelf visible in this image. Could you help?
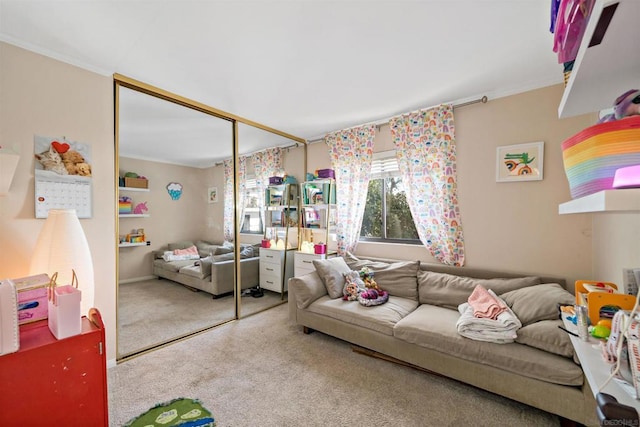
[598,89,640,123]
[552,0,595,64]
[268,176,283,185]
[132,202,148,214]
[119,196,132,214]
[316,168,335,179]
[613,165,640,189]
[561,116,640,198]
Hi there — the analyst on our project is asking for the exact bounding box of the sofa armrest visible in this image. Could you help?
[289,271,327,310]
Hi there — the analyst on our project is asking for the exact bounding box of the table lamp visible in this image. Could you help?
[29,209,94,316]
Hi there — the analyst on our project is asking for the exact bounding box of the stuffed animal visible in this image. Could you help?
[357,288,389,307]
[359,267,380,291]
[342,270,365,301]
[35,144,68,175]
[598,89,640,123]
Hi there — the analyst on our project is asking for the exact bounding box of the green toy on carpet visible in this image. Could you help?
[124,398,216,427]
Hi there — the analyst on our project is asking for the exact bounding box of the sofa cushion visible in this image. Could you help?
[195,240,221,258]
[290,272,328,309]
[213,253,235,262]
[499,283,574,326]
[168,241,195,251]
[313,257,353,299]
[368,261,419,301]
[153,258,195,273]
[417,270,541,309]
[179,264,207,280]
[240,245,254,258]
[393,304,583,386]
[516,319,575,360]
[307,295,419,336]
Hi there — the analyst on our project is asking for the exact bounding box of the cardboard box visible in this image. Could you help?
[12,273,50,325]
[124,177,148,189]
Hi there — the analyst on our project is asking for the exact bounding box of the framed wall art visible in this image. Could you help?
[208,186,218,203]
[496,141,544,182]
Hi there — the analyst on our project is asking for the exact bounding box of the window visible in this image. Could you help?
[360,151,419,243]
[241,178,263,234]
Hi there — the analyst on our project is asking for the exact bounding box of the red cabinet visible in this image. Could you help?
[0,308,108,426]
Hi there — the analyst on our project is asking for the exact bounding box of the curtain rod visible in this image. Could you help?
[305,95,488,144]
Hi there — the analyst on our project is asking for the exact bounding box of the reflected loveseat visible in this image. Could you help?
[153,240,260,298]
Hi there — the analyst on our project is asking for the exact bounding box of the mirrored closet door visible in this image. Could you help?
[115,76,306,360]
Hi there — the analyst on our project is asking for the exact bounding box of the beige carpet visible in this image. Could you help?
[108,303,560,426]
[118,278,282,357]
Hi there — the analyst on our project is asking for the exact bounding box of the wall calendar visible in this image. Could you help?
[34,135,93,219]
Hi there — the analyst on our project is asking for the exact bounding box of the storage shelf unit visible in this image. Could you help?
[299,179,336,252]
[558,0,640,118]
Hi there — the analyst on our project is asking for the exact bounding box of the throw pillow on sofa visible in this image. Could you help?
[417,270,541,309]
[313,257,352,299]
[516,319,576,360]
[500,283,574,326]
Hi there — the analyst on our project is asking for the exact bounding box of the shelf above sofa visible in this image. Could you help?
[119,213,150,218]
[559,188,640,214]
[558,0,640,118]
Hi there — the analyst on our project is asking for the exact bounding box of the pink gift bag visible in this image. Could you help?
[47,272,82,339]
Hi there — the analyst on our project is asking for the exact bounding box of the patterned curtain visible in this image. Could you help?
[252,147,284,238]
[325,124,376,255]
[222,156,247,242]
[390,104,465,266]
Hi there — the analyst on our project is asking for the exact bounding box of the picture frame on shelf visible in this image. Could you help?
[496,141,544,182]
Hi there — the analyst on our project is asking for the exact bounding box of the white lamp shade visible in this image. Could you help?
[30,209,94,316]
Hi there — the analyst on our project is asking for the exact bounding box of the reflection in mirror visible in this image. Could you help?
[116,85,239,359]
[237,123,305,315]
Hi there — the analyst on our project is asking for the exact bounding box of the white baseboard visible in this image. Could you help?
[119,275,156,284]
[107,358,117,369]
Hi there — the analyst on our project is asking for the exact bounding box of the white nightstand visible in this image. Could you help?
[259,248,294,293]
[294,251,337,277]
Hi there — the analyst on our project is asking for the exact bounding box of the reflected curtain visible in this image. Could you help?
[325,124,375,255]
[223,156,247,242]
[252,147,284,239]
[390,104,465,266]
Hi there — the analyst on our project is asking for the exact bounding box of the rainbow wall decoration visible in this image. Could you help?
[562,116,640,199]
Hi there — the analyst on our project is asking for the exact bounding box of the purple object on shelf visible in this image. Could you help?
[317,169,335,179]
[269,176,283,185]
[613,165,640,189]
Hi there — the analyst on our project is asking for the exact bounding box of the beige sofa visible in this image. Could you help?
[153,240,260,298]
[288,255,597,426]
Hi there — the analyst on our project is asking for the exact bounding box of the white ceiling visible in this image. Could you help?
[0,0,564,166]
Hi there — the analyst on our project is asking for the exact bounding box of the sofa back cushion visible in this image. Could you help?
[344,255,419,301]
[417,270,541,309]
[500,283,574,326]
[168,241,195,251]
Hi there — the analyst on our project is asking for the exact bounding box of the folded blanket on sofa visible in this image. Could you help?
[162,251,200,262]
[468,284,507,319]
[456,290,522,344]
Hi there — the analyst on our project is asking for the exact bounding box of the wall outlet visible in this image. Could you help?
[621,268,640,296]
